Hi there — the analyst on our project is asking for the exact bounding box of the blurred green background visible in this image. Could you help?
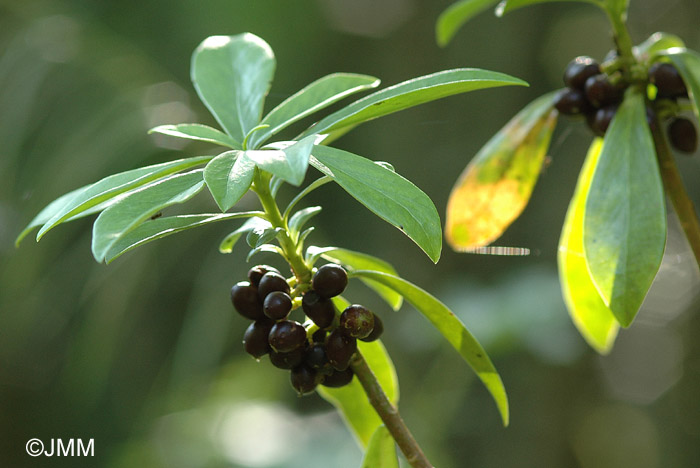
[2,0,700,467]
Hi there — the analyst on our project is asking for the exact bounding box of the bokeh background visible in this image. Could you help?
[2,0,700,467]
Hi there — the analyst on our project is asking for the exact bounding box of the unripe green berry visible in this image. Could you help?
[339,305,375,339]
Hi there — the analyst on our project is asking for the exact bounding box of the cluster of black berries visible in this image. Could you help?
[231,263,383,396]
[553,55,697,153]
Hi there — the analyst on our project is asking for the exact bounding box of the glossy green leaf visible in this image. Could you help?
[288,206,322,237]
[634,32,685,60]
[558,139,619,353]
[219,217,271,254]
[191,34,275,143]
[318,339,399,448]
[92,171,205,262]
[246,244,283,262]
[311,145,442,263]
[446,92,557,249]
[104,212,261,263]
[246,226,282,249]
[361,425,399,468]
[247,135,316,186]
[203,151,256,212]
[350,270,508,426]
[436,0,500,47]
[250,73,380,147]
[495,0,599,16]
[149,123,241,149]
[320,247,403,311]
[661,48,700,121]
[300,69,527,142]
[16,185,89,246]
[34,156,211,241]
[583,91,666,327]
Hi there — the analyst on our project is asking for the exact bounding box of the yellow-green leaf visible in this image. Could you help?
[361,425,399,468]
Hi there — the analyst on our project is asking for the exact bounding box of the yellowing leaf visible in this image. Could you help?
[446,93,557,249]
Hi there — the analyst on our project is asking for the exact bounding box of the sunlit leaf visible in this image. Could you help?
[558,139,619,353]
[634,32,685,61]
[311,145,442,263]
[246,226,283,249]
[320,247,403,311]
[350,270,508,426]
[246,244,283,262]
[436,0,500,47]
[250,73,380,147]
[288,206,322,238]
[495,0,599,16]
[300,69,527,143]
[104,212,262,263]
[191,33,275,143]
[34,156,211,241]
[583,91,666,327]
[203,151,256,212]
[92,171,205,262]
[247,135,316,186]
[446,92,557,249]
[219,217,271,254]
[149,123,241,149]
[318,338,398,448]
[661,48,700,121]
[361,425,399,468]
[16,185,89,246]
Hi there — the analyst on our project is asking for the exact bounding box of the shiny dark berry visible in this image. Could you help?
[268,320,307,353]
[584,74,624,108]
[269,347,305,369]
[231,281,264,320]
[326,329,357,371]
[311,328,327,343]
[588,105,618,137]
[257,272,290,301]
[302,291,336,329]
[340,305,375,339]
[553,88,591,115]
[305,343,331,372]
[360,314,384,342]
[243,320,273,358]
[649,62,687,99]
[564,56,601,90]
[322,367,354,388]
[264,291,293,321]
[248,265,280,287]
[668,118,698,153]
[312,264,348,298]
[290,365,320,395]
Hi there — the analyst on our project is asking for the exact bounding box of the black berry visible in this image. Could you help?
[268,320,307,353]
[649,62,687,99]
[311,328,327,343]
[264,291,293,321]
[588,105,618,137]
[290,365,320,395]
[257,272,290,300]
[340,305,375,339]
[322,368,354,388]
[270,347,305,369]
[564,56,601,90]
[248,265,280,287]
[326,328,357,371]
[360,313,384,342]
[231,281,264,320]
[302,291,336,329]
[584,74,623,108]
[312,264,348,298]
[553,88,591,116]
[668,117,698,153]
[243,320,273,358]
[304,343,331,373]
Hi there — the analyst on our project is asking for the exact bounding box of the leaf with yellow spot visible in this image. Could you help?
[446,92,558,249]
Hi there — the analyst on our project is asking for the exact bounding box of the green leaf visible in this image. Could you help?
[495,0,599,16]
[203,151,256,212]
[246,244,283,262]
[16,185,89,246]
[247,135,316,186]
[288,206,322,237]
[634,32,685,61]
[91,170,205,262]
[104,212,262,263]
[320,247,403,311]
[583,91,666,327]
[436,0,500,47]
[34,156,211,241]
[318,339,398,447]
[191,34,275,143]
[300,69,527,143]
[250,73,380,147]
[350,270,508,426]
[149,123,241,149]
[446,92,558,249]
[219,217,271,254]
[661,48,700,121]
[558,139,619,354]
[361,425,399,468]
[246,225,283,249]
[311,145,442,263]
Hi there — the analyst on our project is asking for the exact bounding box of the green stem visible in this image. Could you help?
[650,118,700,269]
[350,352,434,468]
